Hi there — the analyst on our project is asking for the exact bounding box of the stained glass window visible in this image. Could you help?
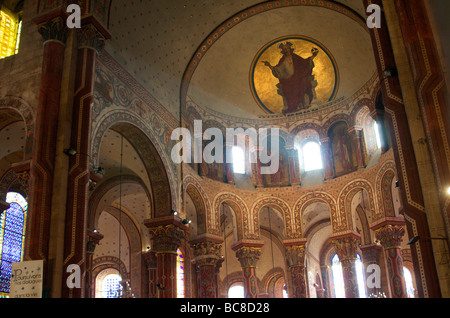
[355,254,367,298]
[0,9,22,59]
[0,192,27,297]
[101,273,122,298]
[176,248,185,298]
[228,284,244,298]
[403,267,415,298]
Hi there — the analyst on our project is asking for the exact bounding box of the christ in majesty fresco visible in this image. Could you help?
[262,42,319,114]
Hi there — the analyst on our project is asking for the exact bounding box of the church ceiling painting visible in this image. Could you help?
[250,36,339,115]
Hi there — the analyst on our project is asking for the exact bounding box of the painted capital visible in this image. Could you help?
[86,229,103,254]
[37,16,69,44]
[234,246,262,268]
[191,241,222,266]
[332,234,361,261]
[148,224,186,254]
[285,244,306,267]
[77,23,106,52]
[375,225,405,249]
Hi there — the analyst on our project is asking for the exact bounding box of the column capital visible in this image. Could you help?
[145,216,188,254]
[285,244,306,267]
[375,225,406,249]
[76,23,107,52]
[86,229,103,254]
[359,244,383,263]
[36,15,69,45]
[142,250,157,270]
[231,240,264,268]
[191,240,222,266]
[331,232,361,261]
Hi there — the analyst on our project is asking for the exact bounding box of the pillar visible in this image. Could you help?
[331,233,361,298]
[191,239,222,298]
[364,0,442,298]
[320,137,334,180]
[320,265,330,298]
[286,146,301,186]
[26,16,68,288]
[375,223,408,298]
[145,216,187,298]
[360,244,384,297]
[232,241,263,298]
[61,23,107,298]
[348,127,365,169]
[284,240,307,298]
[143,251,157,298]
[85,229,103,298]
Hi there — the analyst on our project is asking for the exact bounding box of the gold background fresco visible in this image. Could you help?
[251,37,338,114]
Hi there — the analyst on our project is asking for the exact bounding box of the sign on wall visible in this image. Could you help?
[9,260,43,298]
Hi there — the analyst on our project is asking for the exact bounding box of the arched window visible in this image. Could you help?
[232,146,246,174]
[355,254,367,298]
[301,141,323,172]
[282,284,288,298]
[176,248,185,298]
[374,122,382,149]
[403,267,415,298]
[0,9,22,59]
[0,192,27,297]
[228,283,244,298]
[331,254,345,298]
[331,253,367,298]
[101,273,122,298]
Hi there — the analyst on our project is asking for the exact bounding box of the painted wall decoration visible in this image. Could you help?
[329,122,354,176]
[251,36,339,115]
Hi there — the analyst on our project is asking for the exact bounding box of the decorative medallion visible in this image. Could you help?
[250,35,339,115]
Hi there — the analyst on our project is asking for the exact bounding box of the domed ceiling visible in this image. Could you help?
[105,0,375,120]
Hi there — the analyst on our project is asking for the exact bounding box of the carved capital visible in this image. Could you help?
[191,241,222,266]
[332,233,361,261]
[37,16,69,44]
[148,224,186,254]
[234,246,262,268]
[285,244,306,267]
[77,23,106,52]
[375,225,405,249]
[86,229,103,254]
[143,251,157,270]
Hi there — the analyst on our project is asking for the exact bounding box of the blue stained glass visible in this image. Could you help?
[0,192,27,295]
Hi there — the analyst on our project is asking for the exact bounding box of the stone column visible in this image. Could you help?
[145,216,187,298]
[26,16,68,285]
[85,229,103,298]
[360,244,384,297]
[232,241,263,298]
[320,265,330,298]
[320,137,334,180]
[143,251,157,298]
[286,146,301,186]
[348,127,365,169]
[375,224,407,298]
[332,232,361,298]
[62,23,107,298]
[191,239,222,298]
[284,240,307,298]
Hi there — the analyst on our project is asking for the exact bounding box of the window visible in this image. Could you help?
[0,9,22,59]
[403,267,415,298]
[374,122,382,149]
[177,248,185,298]
[101,273,122,298]
[331,253,367,298]
[355,254,367,298]
[331,254,345,298]
[228,284,244,298]
[282,284,288,298]
[232,146,246,174]
[0,192,27,297]
[302,141,323,172]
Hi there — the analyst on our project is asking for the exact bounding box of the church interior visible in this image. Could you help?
[0,0,449,299]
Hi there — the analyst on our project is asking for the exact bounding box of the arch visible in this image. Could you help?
[183,174,211,234]
[251,197,290,239]
[0,96,34,160]
[355,204,372,245]
[375,160,398,221]
[185,183,207,236]
[90,110,176,215]
[288,122,325,145]
[293,192,336,238]
[261,267,286,298]
[88,174,151,230]
[337,179,377,233]
[213,192,248,241]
